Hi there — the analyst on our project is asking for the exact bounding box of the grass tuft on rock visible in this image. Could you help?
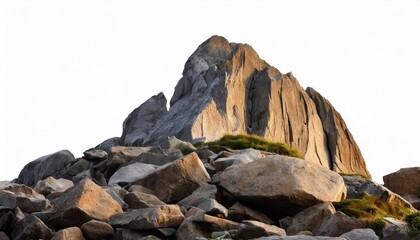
[334,192,413,237]
[197,134,302,158]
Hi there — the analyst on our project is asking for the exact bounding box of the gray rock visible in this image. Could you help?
[65,158,92,177]
[109,205,185,230]
[130,151,180,166]
[51,227,84,240]
[124,192,165,209]
[34,177,74,195]
[108,146,154,167]
[0,184,50,213]
[176,207,240,240]
[120,92,168,146]
[83,149,108,160]
[219,155,346,216]
[213,148,263,171]
[287,202,336,235]
[11,215,54,240]
[238,220,286,238]
[228,202,273,224]
[195,198,228,218]
[313,212,364,237]
[81,220,115,240]
[342,175,367,199]
[131,153,211,203]
[177,184,217,210]
[340,228,379,240]
[104,187,129,210]
[382,217,410,240]
[0,211,13,234]
[94,137,119,152]
[15,150,75,186]
[108,163,156,186]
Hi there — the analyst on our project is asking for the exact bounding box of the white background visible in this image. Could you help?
[1,0,419,182]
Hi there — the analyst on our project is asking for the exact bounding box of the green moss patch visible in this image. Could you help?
[334,192,413,237]
[405,212,420,238]
[197,134,302,158]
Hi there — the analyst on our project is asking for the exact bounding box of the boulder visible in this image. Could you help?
[108,146,154,167]
[340,228,379,240]
[177,184,217,210]
[0,211,13,234]
[133,35,370,179]
[131,153,211,203]
[44,179,122,228]
[0,184,50,213]
[108,163,156,186]
[15,150,75,186]
[287,202,336,235]
[11,215,54,240]
[0,232,9,240]
[237,220,286,238]
[0,190,50,213]
[253,236,346,240]
[382,217,410,240]
[383,167,420,196]
[81,220,115,240]
[213,148,263,171]
[51,227,84,240]
[313,211,364,237]
[195,198,228,218]
[94,137,119,152]
[83,149,108,160]
[34,177,74,196]
[383,167,420,209]
[120,92,168,146]
[176,207,240,240]
[109,205,185,230]
[65,158,92,177]
[130,151,181,166]
[124,192,165,209]
[228,202,273,224]
[342,175,368,199]
[219,155,346,215]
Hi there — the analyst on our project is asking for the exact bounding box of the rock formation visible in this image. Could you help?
[3,36,418,239]
[120,35,370,179]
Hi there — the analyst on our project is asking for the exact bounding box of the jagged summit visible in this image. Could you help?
[120,35,371,179]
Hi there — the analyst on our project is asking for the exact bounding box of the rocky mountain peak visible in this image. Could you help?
[121,35,371,179]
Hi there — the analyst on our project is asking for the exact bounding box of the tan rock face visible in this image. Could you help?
[46,179,122,228]
[131,153,211,203]
[219,155,347,216]
[133,35,370,178]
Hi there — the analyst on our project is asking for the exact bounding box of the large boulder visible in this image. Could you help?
[0,183,50,213]
[219,155,347,215]
[383,167,420,209]
[131,153,211,203]
[15,150,75,186]
[43,179,122,228]
[130,35,371,179]
[120,92,168,146]
[287,202,336,235]
[11,215,54,240]
[313,212,364,237]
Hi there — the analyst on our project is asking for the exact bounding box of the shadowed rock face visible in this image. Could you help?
[121,35,371,179]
